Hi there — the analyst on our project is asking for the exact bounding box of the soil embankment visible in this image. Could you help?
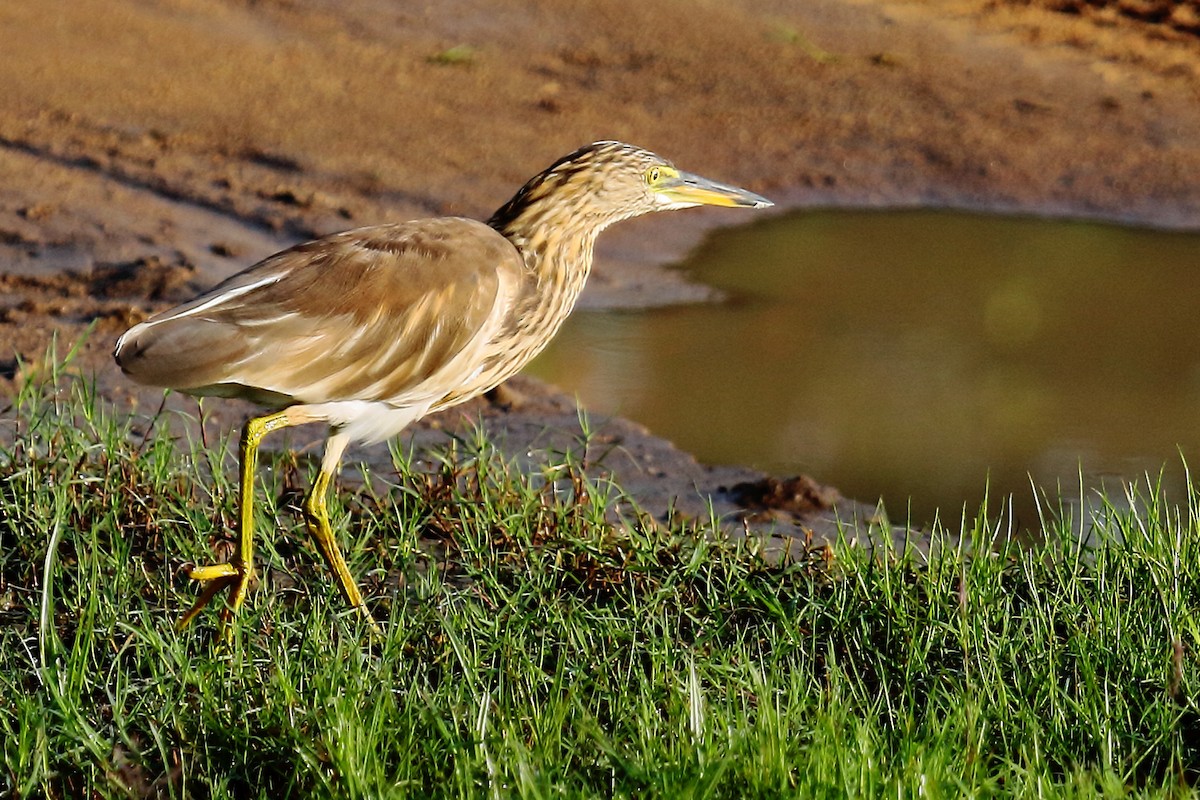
[2,0,1199,544]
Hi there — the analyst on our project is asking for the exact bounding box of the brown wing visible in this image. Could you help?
[114,217,526,407]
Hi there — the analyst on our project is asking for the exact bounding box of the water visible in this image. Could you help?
[527,209,1200,527]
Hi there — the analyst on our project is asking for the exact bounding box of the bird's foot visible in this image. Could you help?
[176,561,254,639]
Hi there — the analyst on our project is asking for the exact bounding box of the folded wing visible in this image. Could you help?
[115,217,525,409]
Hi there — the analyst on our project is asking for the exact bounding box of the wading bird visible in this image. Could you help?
[114,141,772,636]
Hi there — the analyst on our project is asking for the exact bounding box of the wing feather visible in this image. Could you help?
[115,218,526,407]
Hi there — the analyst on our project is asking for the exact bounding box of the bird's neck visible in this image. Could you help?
[488,200,611,325]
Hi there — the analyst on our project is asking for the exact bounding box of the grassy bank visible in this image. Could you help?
[2,353,1200,798]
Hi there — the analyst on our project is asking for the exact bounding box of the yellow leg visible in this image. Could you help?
[177,414,381,638]
[177,408,294,636]
[302,432,383,637]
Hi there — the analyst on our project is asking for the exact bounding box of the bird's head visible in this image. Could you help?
[488,141,772,235]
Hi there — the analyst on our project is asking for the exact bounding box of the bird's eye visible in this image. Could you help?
[647,167,661,183]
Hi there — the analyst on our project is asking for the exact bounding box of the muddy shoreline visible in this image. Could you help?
[3,0,1200,544]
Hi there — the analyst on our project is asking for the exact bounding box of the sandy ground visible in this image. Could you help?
[3,0,1200,547]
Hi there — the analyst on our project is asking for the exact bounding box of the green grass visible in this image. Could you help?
[3,350,1200,798]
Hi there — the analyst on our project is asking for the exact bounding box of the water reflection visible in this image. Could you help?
[528,210,1200,526]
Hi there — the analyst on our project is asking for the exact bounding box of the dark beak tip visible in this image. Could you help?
[740,193,773,209]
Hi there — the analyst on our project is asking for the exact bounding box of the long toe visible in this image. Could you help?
[177,558,256,636]
[189,563,239,581]
[176,573,239,631]
[363,612,384,641]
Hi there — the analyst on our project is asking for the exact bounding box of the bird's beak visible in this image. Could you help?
[656,170,774,209]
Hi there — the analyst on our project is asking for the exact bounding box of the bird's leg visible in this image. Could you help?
[177,408,296,635]
[302,431,383,637]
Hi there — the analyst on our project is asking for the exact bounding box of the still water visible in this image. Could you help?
[527,210,1200,527]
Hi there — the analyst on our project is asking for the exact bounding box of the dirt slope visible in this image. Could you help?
[2,0,1199,542]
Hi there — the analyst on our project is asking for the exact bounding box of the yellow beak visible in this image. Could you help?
[656,171,773,209]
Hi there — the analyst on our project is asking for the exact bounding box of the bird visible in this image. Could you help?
[114,141,772,637]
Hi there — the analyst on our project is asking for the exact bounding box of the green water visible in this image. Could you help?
[528,209,1200,526]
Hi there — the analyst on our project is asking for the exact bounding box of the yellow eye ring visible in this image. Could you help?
[648,167,661,183]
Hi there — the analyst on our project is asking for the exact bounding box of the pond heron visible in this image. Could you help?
[114,141,772,636]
